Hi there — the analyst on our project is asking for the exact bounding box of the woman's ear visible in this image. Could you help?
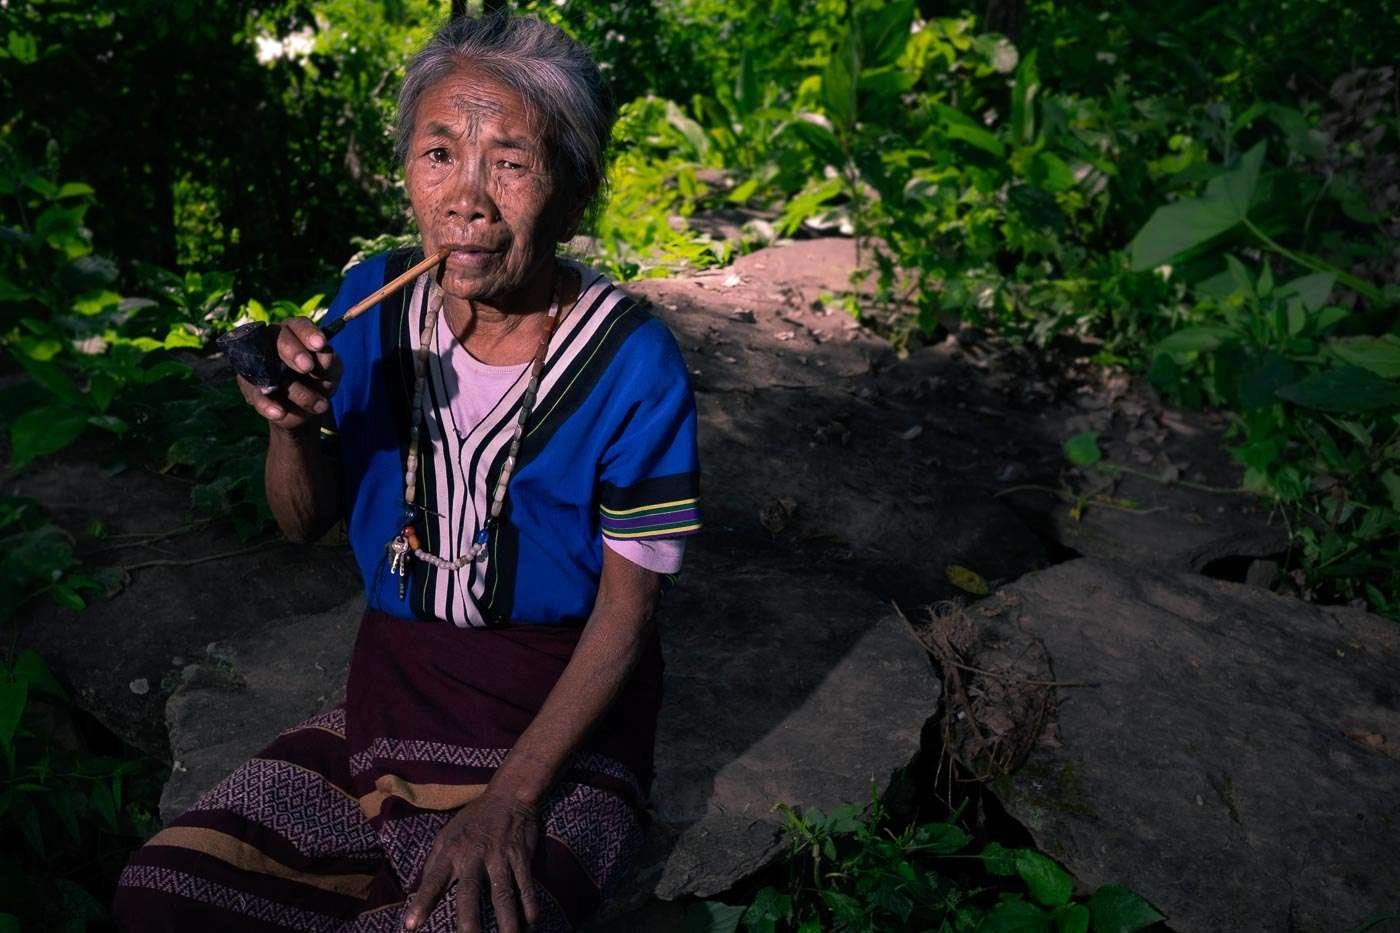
[557,188,592,243]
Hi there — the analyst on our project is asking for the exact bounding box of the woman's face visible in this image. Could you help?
[404,67,577,310]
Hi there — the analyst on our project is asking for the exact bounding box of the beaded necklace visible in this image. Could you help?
[387,273,562,600]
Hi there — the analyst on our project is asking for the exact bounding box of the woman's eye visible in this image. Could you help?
[497,159,524,171]
[426,148,450,164]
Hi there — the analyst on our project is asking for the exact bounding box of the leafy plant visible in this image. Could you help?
[718,795,1162,932]
[1135,139,1399,615]
[0,648,161,930]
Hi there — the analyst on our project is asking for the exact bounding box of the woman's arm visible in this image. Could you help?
[237,317,343,543]
[403,546,661,933]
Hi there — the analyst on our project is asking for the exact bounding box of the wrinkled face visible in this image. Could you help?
[404,67,578,308]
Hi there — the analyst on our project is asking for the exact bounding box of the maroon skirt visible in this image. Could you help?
[114,611,663,931]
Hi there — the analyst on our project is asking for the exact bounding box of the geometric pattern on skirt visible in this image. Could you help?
[113,710,638,931]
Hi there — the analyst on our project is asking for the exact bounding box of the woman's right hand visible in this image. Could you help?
[236,317,343,433]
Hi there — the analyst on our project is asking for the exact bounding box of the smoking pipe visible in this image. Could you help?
[218,248,449,391]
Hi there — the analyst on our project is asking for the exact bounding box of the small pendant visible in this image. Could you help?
[474,527,490,546]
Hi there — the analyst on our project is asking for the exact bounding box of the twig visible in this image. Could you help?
[994,484,1071,501]
[121,544,270,574]
[1101,463,1247,495]
[88,520,214,554]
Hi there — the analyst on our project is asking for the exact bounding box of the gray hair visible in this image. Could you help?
[394,14,613,216]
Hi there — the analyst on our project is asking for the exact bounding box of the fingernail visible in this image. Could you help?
[267,407,284,419]
[296,353,313,372]
[314,400,328,414]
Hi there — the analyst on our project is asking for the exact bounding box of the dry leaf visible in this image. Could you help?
[945,564,990,595]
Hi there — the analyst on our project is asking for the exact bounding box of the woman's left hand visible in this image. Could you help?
[402,789,541,933]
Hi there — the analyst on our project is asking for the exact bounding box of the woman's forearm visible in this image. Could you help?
[265,423,342,543]
[489,549,661,808]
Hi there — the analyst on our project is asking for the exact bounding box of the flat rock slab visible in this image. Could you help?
[9,461,361,755]
[160,595,362,820]
[640,545,941,900]
[982,558,1400,932]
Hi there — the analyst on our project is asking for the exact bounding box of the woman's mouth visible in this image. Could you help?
[444,246,503,270]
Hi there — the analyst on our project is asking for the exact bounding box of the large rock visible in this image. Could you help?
[160,595,362,820]
[640,545,940,899]
[981,559,1400,932]
[9,461,361,756]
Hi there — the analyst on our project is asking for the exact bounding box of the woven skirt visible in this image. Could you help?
[114,611,662,931]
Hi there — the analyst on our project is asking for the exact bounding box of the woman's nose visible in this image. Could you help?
[447,159,498,223]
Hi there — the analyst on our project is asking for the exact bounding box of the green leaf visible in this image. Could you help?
[7,31,38,64]
[822,29,860,127]
[72,289,121,316]
[10,352,86,407]
[50,582,87,611]
[735,50,760,119]
[788,120,845,168]
[1313,306,1350,334]
[1238,354,1299,410]
[1064,431,1103,466]
[982,842,1018,876]
[88,414,128,436]
[0,277,32,302]
[859,0,915,69]
[90,780,118,832]
[163,324,203,349]
[1329,335,1400,379]
[0,682,27,753]
[1055,903,1090,933]
[12,650,67,700]
[56,182,95,199]
[0,912,20,933]
[1284,272,1335,312]
[1016,850,1073,907]
[10,405,90,470]
[1154,325,1237,355]
[979,897,1053,932]
[869,886,914,922]
[1011,50,1040,146]
[1231,437,1282,472]
[667,101,710,160]
[742,887,792,933]
[1027,151,1074,193]
[1129,144,1264,269]
[1276,366,1400,413]
[942,122,1007,159]
[912,820,972,855]
[1381,471,1400,512]
[1086,885,1163,933]
[945,564,990,596]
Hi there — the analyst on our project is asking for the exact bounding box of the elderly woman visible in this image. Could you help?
[113,13,699,933]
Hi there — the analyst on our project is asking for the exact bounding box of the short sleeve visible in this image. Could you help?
[597,320,701,543]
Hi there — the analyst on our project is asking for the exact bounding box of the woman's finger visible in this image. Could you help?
[283,378,330,416]
[284,316,327,352]
[455,871,485,933]
[276,321,318,374]
[508,849,540,929]
[403,852,453,931]
[487,864,521,933]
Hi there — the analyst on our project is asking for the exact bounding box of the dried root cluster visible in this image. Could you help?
[903,594,1060,784]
